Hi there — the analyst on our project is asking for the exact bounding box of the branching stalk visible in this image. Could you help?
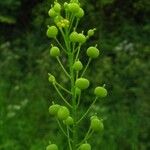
[77,97,98,124]
[53,84,72,108]
[67,126,73,150]
[56,82,72,95]
[81,58,92,77]
[56,57,71,79]
[56,119,68,137]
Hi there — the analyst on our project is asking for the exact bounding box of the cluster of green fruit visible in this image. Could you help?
[75,77,107,97]
[49,104,74,125]
[49,45,100,59]
[46,0,108,149]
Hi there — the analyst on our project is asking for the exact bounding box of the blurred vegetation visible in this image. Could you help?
[0,0,150,149]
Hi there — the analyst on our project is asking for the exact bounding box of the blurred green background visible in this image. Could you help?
[0,0,150,149]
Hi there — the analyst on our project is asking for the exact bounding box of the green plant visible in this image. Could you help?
[46,0,107,149]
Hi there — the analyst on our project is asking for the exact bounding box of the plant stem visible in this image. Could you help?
[81,58,91,77]
[55,38,67,53]
[53,84,72,108]
[68,52,77,150]
[74,19,79,30]
[67,126,72,150]
[75,45,81,61]
[59,28,68,49]
[56,119,68,137]
[77,97,98,124]
[56,57,71,79]
[78,129,94,146]
[69,14,75,32]
[61,19,78,150]
[55,82,72,94]
[77,93,81,107]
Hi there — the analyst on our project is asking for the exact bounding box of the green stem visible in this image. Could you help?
[74,19,79,31]
[72,43,76,53]
[59,28,69,49]
[56,119,68,137]
[77,128,93,146]
[81,58,91,77]
[77,97,98,124]
[67,126,73,150]
[69,14,75,32]
[77,93,81,107]
[56,57,71,79]
[55,82,72,95]
[53,84,72,108]
[55,38,67,53]
[68,52,77,150]
[62,18,78,150]
[75,45,81,61]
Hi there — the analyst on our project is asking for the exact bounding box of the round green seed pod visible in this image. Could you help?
[75,78,90,90]
[57,106,70,120]
[75,8,84,18]
[64,116,74,125]
[53,2,61,12]
[48,74,56,83]
[54,16,63,24]
[77,33,86,43]
[94,86,107,98]
[73,60,83,71]
[49,104,60,115]
[86,46,100,58]
[75,87,81,95]
[47,26,58,38]
[79,143,91,150]
[68,3,80,13]
[50,46,60,57]
[64,2,69,10]
[69,31,79,42]
[46,144,58,150]
[90,118,104,132]
[48,8,58,18]
[87,28,96,37]
[90,115,98,120]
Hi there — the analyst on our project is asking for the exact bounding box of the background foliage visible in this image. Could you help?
[0,0,149,149]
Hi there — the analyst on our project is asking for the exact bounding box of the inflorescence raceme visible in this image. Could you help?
[46,0,108,150]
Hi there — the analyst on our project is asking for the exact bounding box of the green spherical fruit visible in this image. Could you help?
[75,87,81,95]
[75,78,90,90]
[64,116,74,125]
[90,115,98,120]
[50,46,60,57]
[75,8,84,18]
[46,144,58,150]
[68,3,80,13]
[47,26,58,38]
[53,2,61,12]
[49,104,60,115]
[48,74,56,83]
[54,16,63,24]
[57,106,70,120]
[77,33,86,43]
[91,118,104,132]
[69,31,79,42]
[79,143,91,150]
[73,60,83,71]
[86,46,100,58]
[87,28,96,37]
[94,86,107,98]
[48,8,58,18]
[64,2,69,10]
